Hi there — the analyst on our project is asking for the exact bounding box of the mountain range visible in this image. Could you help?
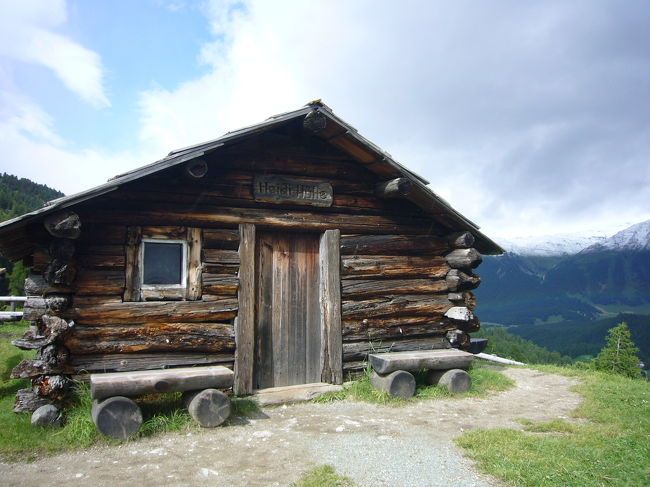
[476,220,650,364]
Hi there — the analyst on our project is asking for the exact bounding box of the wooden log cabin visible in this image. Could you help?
[0,101,504,409]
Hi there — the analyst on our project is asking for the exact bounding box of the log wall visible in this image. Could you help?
[14,131,485,389]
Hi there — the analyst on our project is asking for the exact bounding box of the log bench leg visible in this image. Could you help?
[182,388,231,427]
[370,370,416,398]
[426,368,471,394]
[92,396,143,439]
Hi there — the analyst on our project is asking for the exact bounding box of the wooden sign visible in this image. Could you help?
[253,175,333,207]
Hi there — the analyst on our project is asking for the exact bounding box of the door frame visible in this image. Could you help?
[233,224,342,394]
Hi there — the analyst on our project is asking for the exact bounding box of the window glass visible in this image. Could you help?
[143,242,183,285]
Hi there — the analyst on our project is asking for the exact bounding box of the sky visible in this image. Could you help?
[1,0,649,239]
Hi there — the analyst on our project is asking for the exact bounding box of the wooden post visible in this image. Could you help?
[123,226,142,301]
[234,223,255,395]
[186,227,203,300]
[370,370,416,398]
[319,229,343,384]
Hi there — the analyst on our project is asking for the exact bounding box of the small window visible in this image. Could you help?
[141,239,187,288]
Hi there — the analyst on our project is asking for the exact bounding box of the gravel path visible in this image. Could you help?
[0,367,581,487]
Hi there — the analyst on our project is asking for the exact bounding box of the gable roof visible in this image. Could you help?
[0,101,504,256]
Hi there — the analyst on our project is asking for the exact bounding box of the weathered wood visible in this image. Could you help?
[123,226,142,301]
[13,389,51,413]
[23,297,46,321]
[90,365,235,400]
[92,396,143,439]
[66,323,235,354]
[253,174,333,207]
[445,269,481,291]
[141,288,185,301]
[341,255,449,279]
[49,238,75,260]
[369,349,474,374]
[375,178,413,198]
[252,382,343,406]
[342,336,450,362]
[426,368,471,394]
[80,204,433,235]
[303,109,327,132]
[185,158,208,178]
[186,227,202,300]
[203,249,240,265]
[44,258,76,286]
[75,269,125,295]
[444,306,475,322]
[448,292,476,310]
[70,352,234,373]
[183,388,231,427]
[234,223,255,395]
[10,359,73,379]
[44,211,81,239]
[340,234,449,255]
[342,317,458,341]
[447,231,475,249]
[44,294,70,313]
[32,375,72,401]
[320,229,343,384]
[342,294,452,319]
[77,253,126,269]
[67,298,238,325]
[370,370,416,398]
[445,329,471,350]
[445,248,482,269]
[24,274,72,296]
[12,315,74,350]
[141,225,187,239]
[341,278,451,298]
[0,311,24,322]
[202,274,239,295]
[203,229,240,249]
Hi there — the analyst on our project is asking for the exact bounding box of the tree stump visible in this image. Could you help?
[426,368,471,394]
[92,396,143,439]
[370,370,416,398]
[183,388,231,427]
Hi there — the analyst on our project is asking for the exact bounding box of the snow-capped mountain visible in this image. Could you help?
[497,233,608,256]
[581,220,650,253]
[497,220,650,256]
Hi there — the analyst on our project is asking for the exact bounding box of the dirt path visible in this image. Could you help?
[0,367,581,487]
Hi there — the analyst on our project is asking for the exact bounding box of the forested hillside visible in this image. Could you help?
[0,173,64,296]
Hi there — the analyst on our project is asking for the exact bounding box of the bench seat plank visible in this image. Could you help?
[369,349,474,375]
[90,365,234,400]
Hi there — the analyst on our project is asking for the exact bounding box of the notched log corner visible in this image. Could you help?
[44,211,81,239]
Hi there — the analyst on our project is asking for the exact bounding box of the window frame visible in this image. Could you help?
[140,238,188,291]
[124,226,202,302]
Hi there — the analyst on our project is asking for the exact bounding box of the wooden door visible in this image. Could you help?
[254,232,322,389]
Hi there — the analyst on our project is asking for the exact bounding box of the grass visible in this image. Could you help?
[291,465,356,487]
[456,367,650,487]
[314,364,514,405]
[0,321,262,461]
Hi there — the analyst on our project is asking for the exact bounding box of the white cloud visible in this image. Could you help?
[0,0,109,107]
[134,0,650,236]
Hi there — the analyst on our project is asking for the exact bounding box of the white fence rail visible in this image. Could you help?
[0,296,27,322]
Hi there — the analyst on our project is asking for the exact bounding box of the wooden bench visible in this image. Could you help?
[368,349,474,398]
[90,365,234,439]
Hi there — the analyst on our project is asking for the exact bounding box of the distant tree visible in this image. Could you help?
[592,322,642,378]
[8,261,29,296]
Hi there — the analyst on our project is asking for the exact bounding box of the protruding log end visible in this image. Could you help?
[426,369,471,394]
[185,159,208,178]
[183,388,231,427]
[370,370,416,398]
[445,248,482,269]
[447,232,475,249]
[303,109,327,133]
[375,178,413,198]
[446,269,481,291]
[44,211,81,239]
[92,396,143,439]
